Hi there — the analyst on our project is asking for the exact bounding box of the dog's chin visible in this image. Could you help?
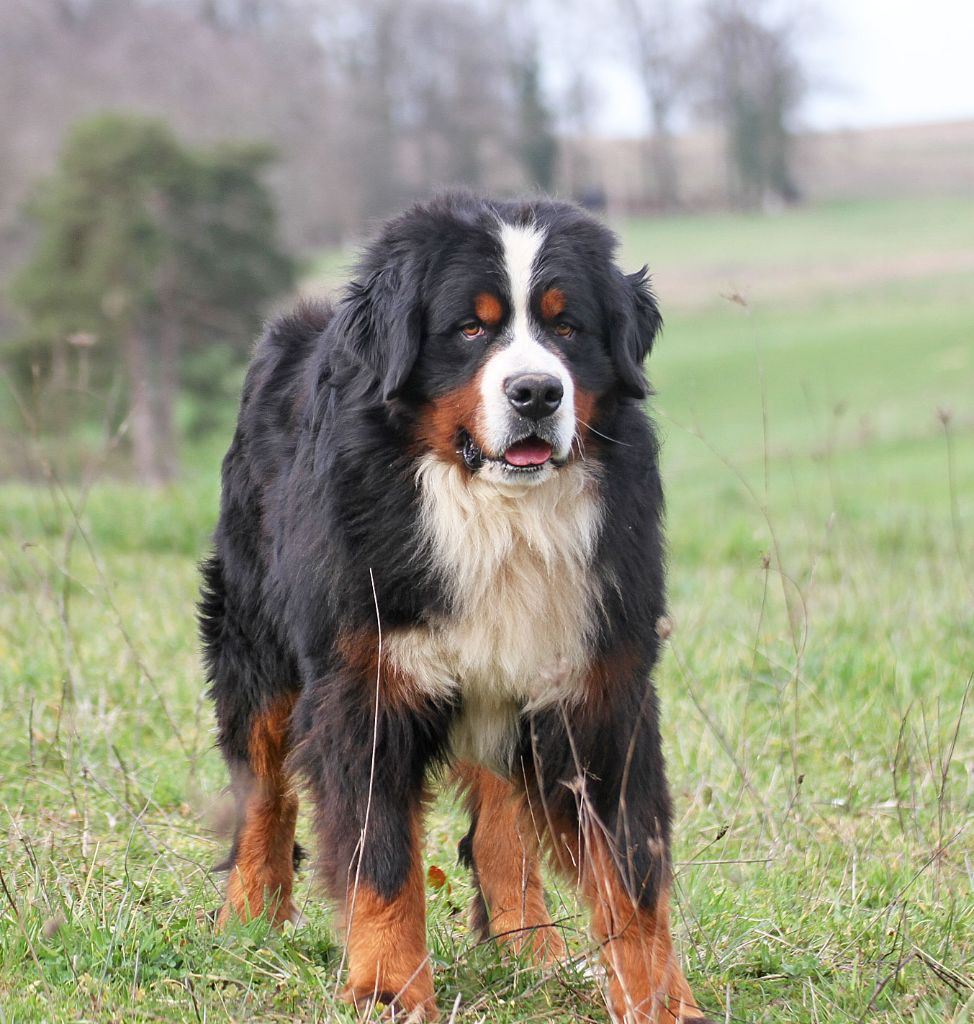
[460,429,568,488]
[476,459,559,489]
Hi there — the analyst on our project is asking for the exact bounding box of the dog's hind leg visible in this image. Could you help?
[454,763,566,964]
[200,554,302,929]
[216,694,301,929]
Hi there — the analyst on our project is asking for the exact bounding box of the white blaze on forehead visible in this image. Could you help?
[499,220,546,336]
[477,220,575,463]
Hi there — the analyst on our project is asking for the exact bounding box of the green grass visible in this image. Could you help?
[2,196,973,1022]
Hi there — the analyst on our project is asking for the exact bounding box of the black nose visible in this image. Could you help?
[504,373,564,420]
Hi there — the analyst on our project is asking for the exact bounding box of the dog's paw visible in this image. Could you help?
[285,904,307,928]
[340,984,440,1022]
[214,895,301,932]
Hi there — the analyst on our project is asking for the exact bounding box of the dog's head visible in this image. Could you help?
[334,192,661,487]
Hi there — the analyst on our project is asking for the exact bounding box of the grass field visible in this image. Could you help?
[2,196,973,1022]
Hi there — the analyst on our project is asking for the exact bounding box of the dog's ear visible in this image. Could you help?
[334,246,424,402]
[607,266,662,400]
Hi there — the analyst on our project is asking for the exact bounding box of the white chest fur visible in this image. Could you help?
[384,456,603,768]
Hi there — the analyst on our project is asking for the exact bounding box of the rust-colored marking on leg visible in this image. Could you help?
[218,694,299,929]
[576,830,706,1022]
[456,764,566,964]
[340,813,438,1021]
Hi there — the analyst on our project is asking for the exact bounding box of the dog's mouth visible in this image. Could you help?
[461,430,557,474]
[503,436,553,467]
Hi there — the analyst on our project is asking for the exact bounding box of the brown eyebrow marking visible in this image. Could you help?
[540,287,566,320]
[473,292,503,326]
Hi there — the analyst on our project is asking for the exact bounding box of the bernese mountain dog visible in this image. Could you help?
[199,191,712,1022]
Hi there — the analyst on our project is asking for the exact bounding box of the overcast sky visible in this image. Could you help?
[590,0,974,135]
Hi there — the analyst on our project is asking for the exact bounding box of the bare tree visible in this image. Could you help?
[557,68,599,200]
[617,0,686,209]
[319,0,528,223]
[697,0,806,208]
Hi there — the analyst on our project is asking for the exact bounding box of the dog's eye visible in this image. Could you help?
[554,322,575,338]
[460,323,485,339]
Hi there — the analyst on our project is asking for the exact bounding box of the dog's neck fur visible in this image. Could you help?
[383,454,603,770]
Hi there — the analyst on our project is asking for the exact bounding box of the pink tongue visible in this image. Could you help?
[504,437,553,467]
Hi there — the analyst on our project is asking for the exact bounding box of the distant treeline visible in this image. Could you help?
[1,0,813,256]
[0,0,818,480]
[1,0,566,261]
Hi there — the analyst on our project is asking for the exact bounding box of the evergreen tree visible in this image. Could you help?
[700,0,804,209]
[9,113,295,481]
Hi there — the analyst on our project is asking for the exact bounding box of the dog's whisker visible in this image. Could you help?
[576,419,634,447]
[571,433,587,463]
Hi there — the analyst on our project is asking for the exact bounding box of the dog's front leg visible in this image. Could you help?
[578,832,708,1024]
[291,666,450,1022]
[339,802,436,1022]
[524,676,712,1024]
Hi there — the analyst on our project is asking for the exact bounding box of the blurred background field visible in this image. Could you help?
[1,0,973,1021]
[3,194,972,1023]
